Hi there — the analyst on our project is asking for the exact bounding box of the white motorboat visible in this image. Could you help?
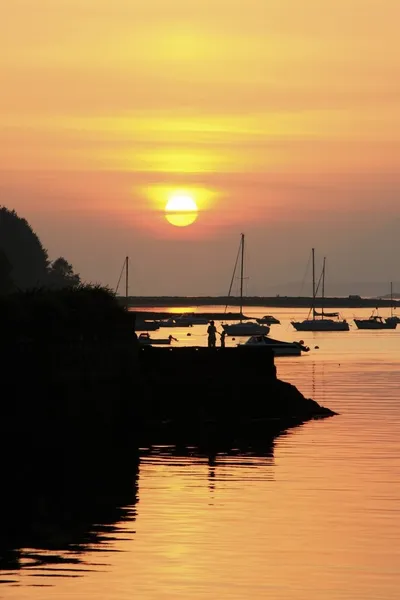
[138,332,175,345]
[174,313,209,326]
[135,320,160,331]
[239,335,310,356]
[256,315,280,325]
[157,317,183,328]
[223,321,270,336]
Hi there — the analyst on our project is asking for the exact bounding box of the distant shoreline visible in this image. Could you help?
[121,296,400,309]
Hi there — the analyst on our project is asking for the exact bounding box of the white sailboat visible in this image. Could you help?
[222,234,270,336]
[291,250,350,332]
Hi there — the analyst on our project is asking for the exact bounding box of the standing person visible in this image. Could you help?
[220,330,227,348]
[207,320,217,348]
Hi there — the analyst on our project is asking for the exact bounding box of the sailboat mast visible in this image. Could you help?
[312,247,315,320]
[240,233,244,320]
[125,256,129,311]
[322,257,326,319]
[391,281,393,317]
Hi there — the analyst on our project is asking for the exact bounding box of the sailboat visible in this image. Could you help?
[222,234,270,336]
[354,283,398,329]
[115,257,160,331]
[385,282,400,325]
[291,250,350,332]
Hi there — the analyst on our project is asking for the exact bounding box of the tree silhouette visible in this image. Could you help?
[0,207,49,290]
[0,207,81,292]
[48,257,81,289]
[0,248,14,294]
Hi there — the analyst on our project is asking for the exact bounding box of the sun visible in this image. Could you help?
[165,193,198,227]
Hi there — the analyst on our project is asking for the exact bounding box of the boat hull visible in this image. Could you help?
[239,335,308,356]
[291,319,350,331]
[222,323,270,336]
[256,316,280,325]
[135,321,160,331]
[354,319,397,330]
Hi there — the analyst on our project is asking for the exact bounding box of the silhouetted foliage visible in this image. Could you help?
[48,256,81,289]
[0,248,13,294]
[0,207,82,293]
[0,284,135,343]
[0,207,49,290]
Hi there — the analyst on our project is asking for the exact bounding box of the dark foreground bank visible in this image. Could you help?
[0,287,335,457]
[0,287,335,572]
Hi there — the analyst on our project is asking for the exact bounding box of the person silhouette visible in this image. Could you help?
[207,320,217,348]
[220,330,226,348]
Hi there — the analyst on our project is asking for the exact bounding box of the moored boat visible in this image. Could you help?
[354,314,397,330]
[238,335,310,356]
[221,234,270,337]
[223,321,270,336]
[135,320,160,331]
[291,251,349,332]
[174,313,209,326]
[138,333,175,345]
[256,315,281,325]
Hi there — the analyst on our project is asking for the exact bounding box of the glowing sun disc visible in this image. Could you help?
[165,194,198,227]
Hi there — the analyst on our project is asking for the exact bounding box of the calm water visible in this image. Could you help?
[2,306,400,599]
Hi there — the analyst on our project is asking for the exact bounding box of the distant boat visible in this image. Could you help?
[256,315,280,325]
[138,332,173,345]
[354,314,397,330]
[291,250,349,332]
[238,335,310,356]
[135,320,160,331]
[222,234,270,336]
[174,313,209,326]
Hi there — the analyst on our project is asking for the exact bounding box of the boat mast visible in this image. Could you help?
[312,247,315,320]
[125,256,129,311]
[322,256,326,320]
[240,233,245,321]
[390,281,393,317]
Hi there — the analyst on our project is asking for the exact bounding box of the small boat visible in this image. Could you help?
[256,315,280,325]
[138,333,174,345]
[135,320,160,331]
[386,315,400,325]
[223,321,270,336]
[174,313,209,326]
[157,318,183,328]
[239,335,310,356]
[221,234,270,336]
[354,314,397,330]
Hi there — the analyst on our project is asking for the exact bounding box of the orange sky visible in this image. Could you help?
[1,0,399,294]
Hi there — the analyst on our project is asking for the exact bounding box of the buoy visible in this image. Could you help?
[187,332,191,336]
[315,345,319,349]
[299,340,304,345]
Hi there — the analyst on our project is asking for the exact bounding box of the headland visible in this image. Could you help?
[123,295,399,310]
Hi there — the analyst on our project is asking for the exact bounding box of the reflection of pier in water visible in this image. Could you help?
[1,426,303,586]
[0,457,140,585]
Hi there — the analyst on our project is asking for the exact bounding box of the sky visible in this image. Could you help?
[1,0,400,296]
